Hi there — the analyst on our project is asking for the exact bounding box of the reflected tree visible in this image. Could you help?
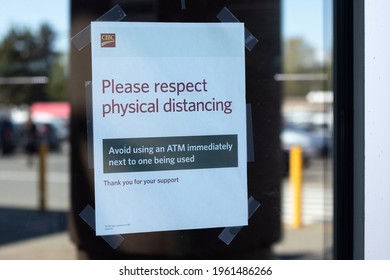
[283,37,330,96]
[0,23,67,104]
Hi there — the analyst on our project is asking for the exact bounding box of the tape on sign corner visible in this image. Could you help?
[246,104,255,162]
[217,7,239,23]
[245,33,259,52]
[217,7,259,51]
[79,204,96,229]
[248,196,261,218]
[79,204,124,250]
[218,226,243,245]
[71,4,127,51]
[101,234,125,251]
[218,196,261,245]
[71,25,91,52]
[85,81,94,169]
[181,0,186,10]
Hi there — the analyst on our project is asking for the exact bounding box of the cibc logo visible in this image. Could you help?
[101,33,116,48]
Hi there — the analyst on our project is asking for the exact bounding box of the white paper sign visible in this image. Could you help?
[91,22,247,235]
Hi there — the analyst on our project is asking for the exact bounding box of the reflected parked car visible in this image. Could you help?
[35,122,61,152]
[281,125,313,174]
[0,117,17,155]
[281,122,332,175]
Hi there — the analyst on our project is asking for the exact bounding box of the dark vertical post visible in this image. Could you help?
[69,0,112,258]
[333,0,365,259]
[353,0,365,260]
[39,143,48,212]
[333,0,354,260]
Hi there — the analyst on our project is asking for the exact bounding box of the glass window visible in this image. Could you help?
[0,0,333,260]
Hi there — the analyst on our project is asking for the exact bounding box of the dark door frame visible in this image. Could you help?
[333,0,364,260]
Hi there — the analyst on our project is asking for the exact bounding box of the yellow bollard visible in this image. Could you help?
[39,142,48,212]
[290,145,303,228]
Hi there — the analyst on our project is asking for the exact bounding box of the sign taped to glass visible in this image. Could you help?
[91,22,247,235]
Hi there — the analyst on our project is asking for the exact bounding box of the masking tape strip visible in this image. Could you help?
[181,0,186,10]
[79,204,124,250]
[71,4,127,51]
[244,31,259,52]
[85,81,94,169]
[71,25,91,52]
[218,196,261,245]
[248,196,261,218]
[247,104,255,162]
[217,7,259,51]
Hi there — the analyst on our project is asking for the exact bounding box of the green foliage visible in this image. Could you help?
[46,54,68,101]
[283,37,331,97]
[0,23,67,104]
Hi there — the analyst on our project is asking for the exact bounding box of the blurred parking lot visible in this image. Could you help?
[0,98,333,259]
[0,97,333,259]
[0,140,332,259]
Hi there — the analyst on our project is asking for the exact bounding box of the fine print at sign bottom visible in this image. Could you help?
[103,134,238,173]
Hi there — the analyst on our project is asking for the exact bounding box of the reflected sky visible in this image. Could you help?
[0,0,328,55]
[0,0,69,52]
